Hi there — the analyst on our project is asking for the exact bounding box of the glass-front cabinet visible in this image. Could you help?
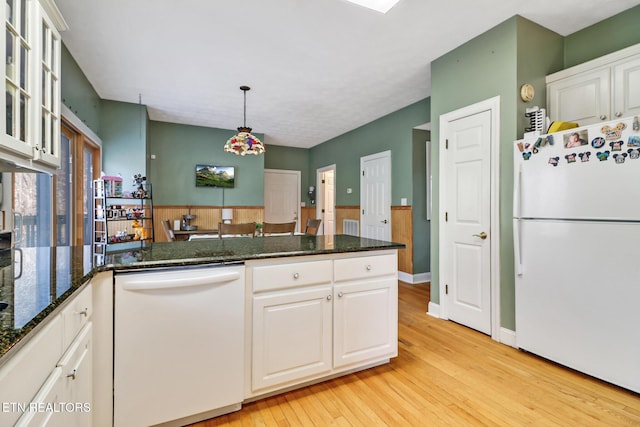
[1,0,65,171]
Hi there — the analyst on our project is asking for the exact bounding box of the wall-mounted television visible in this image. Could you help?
[195,165,235,188]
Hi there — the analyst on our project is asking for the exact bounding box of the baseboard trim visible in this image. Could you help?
[499,328,517,348]
[398,271,431,285]
[427,301,440,318]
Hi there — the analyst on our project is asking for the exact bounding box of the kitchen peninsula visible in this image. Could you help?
[0,235,403,427]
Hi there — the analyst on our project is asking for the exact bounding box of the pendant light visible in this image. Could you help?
[224,85,265,156]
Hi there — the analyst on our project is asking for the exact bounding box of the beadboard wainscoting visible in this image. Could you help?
[153,206,265,241]
[153,205,414,275]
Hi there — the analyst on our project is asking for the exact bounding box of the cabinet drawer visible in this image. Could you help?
[253,260,332,292]
[61,285,92,349]
[0,316,63,426]
[334,253,397,282]
[14,367,63,427]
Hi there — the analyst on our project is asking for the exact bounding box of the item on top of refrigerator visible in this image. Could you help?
[547,121,578,133]
[524,106,546,138]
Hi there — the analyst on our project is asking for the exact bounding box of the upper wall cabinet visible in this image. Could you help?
[1,0,67,172]
[546,44,640,126]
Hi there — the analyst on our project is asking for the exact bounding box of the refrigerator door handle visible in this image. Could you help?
[513,218,523,276]
[513,162,522,219]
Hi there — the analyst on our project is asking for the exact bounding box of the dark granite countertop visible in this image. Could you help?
[0,235,404,362]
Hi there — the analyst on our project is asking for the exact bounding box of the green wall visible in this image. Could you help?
[430,16,563,330]
[148,121,265,206]
[430,17,518,318]
[412,129,430,273]
[61,43,102,136]
[308,99,430,207]
[264,145,311,204]
[100,101,147,194]
[563,5,640,68]
[430,8,638,330]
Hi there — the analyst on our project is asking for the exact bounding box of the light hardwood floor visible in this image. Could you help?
[189,282,640,426]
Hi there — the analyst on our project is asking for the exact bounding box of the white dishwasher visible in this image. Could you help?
[114,264,245,427]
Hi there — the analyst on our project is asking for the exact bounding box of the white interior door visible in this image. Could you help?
[442,110,492,335]
[317,167,335,235]
[360,151,391,241]
[264,169,300,231]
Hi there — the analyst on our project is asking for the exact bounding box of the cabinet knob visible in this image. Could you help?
[77,308,88,317]
[338,292,344,298]
[615,111,623,117]
[293,272,299,279]
[67,369,77,380]
[366,265,372,271]
[326,295,332,301]
[600,115,607,120]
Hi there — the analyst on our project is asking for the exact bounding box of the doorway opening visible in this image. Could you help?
[316,165,336,235]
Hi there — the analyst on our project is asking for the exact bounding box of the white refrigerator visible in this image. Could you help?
[513,116,640,393]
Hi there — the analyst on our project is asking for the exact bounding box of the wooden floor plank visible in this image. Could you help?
[189,281,640,426]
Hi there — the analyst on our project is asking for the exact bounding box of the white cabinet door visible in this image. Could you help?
[333,277,397,368]
[613,55,640,119]
[252,286,332,391]
[547,67,611,125]
[32,2,62,169]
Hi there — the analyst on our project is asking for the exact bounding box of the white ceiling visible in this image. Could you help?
[56,0,640,148]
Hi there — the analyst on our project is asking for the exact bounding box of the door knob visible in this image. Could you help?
[381,219,388,224]
[473,231,488,240]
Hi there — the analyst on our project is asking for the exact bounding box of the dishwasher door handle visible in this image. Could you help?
[122,270,241,291]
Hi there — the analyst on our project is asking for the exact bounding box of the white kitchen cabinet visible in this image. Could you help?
[333,253,398,368]
[247,251,398,396]
[57,323,92,427]
[252,286,333,390]
[14,367,64,427]
[547,43,640,126]
[0,315,62,426]
[15,324,91,427]
[1,0,66,171]
[0,284,92,427]
[613,55,640,118]
[333,278,397,368]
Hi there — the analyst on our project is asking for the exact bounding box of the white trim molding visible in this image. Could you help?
[499,328,517,348]
[427,302,440,318]
[61,104,102,147]
[398,271,431,285]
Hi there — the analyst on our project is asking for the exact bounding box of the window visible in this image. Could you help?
[12,119,100,247]
[13,173,52,247]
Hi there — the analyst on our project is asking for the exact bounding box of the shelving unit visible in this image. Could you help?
[92,179,154,261]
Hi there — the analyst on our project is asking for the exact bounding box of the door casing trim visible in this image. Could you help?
[438,96,501,342]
